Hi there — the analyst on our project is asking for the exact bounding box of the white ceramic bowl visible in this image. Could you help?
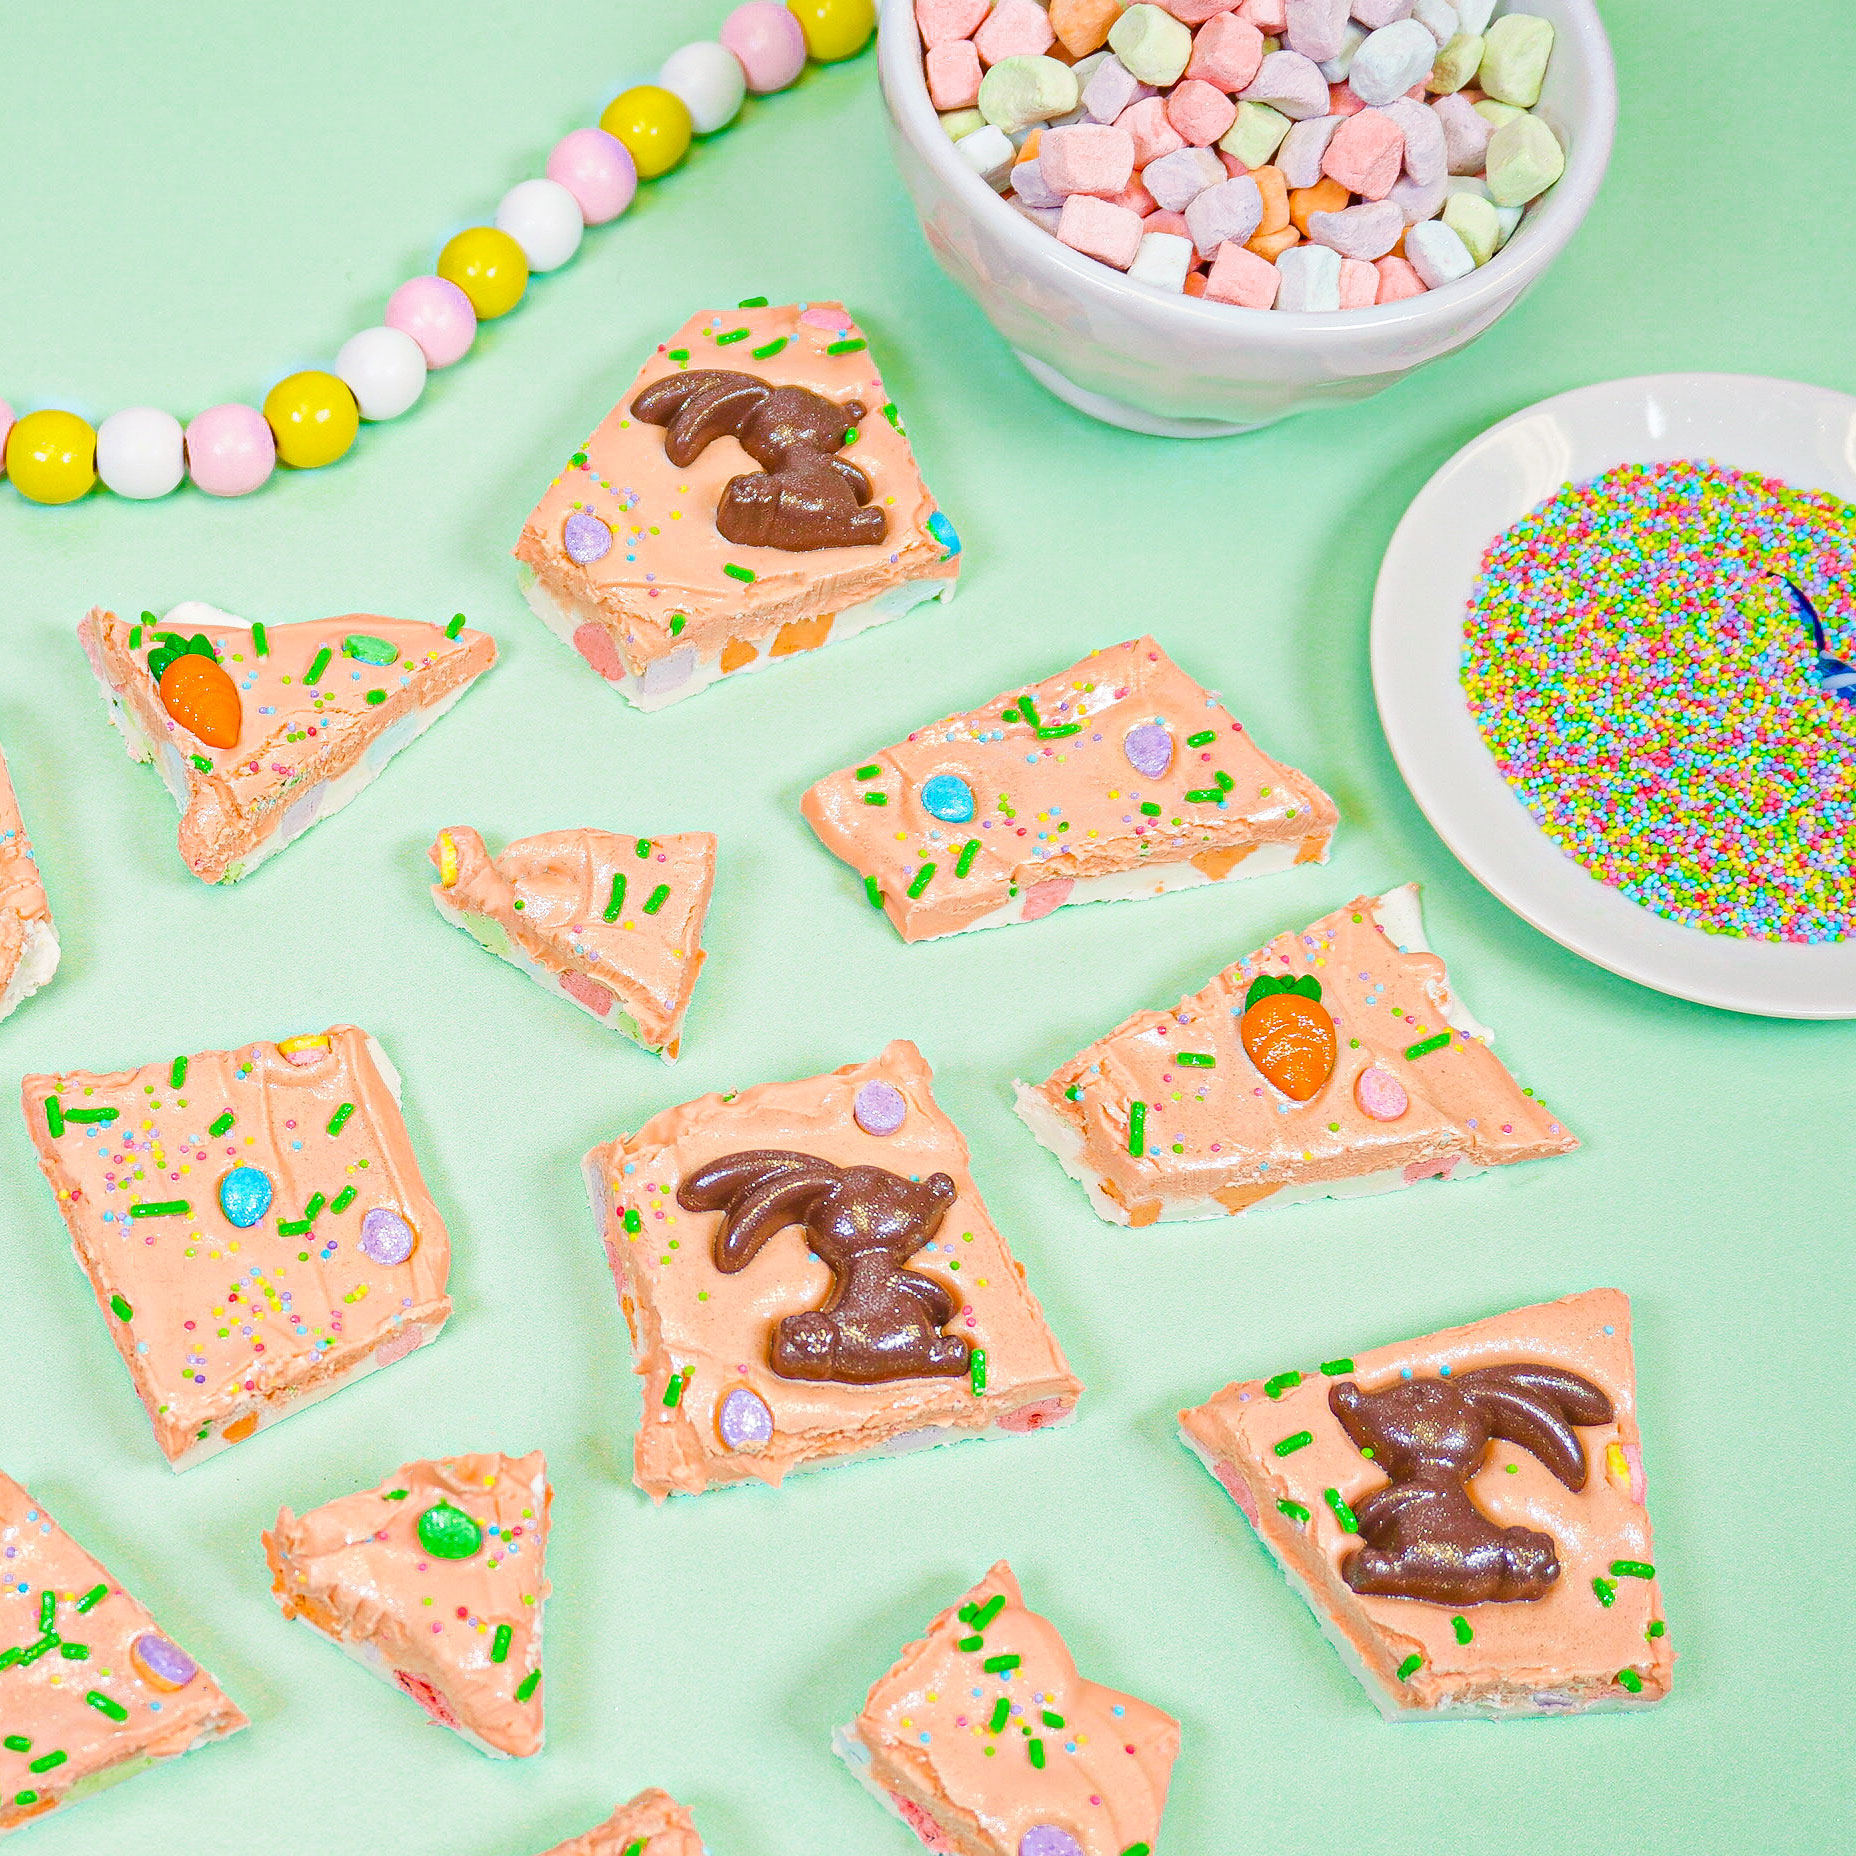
[878,0,1617,436]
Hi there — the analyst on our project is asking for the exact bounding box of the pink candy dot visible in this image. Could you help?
[546,127,637,226]
[185,403,275,497]
[385,274,477,370]
[721,1,806,92]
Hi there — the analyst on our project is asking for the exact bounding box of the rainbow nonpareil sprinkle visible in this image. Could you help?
[1462,460,1856,943]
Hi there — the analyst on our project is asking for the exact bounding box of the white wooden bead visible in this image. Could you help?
[96,407,184,499]
[335,325,427,422]
[659,40,747,135]
[495,178,584,273]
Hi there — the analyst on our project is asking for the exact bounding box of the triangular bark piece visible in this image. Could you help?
[540,1790,704,1856]
[0,742,57,1023]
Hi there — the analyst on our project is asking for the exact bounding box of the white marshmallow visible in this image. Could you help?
[1275,241,1343,308]
[956,123,1019,183]
[1348,0,1413,25]
[1349,19,1437,104]
[1411,0,1458,46]
[1128,230,1196,291]
[1318,23,1367,80]
[1453,0,1498,36]
[1405,216,1476,286]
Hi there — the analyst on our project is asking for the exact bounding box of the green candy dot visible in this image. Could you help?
[416,1502,483,1561]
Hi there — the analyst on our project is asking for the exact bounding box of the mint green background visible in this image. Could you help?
[0,4,1847,1851]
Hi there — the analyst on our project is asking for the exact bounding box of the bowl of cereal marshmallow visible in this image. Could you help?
[879,0,1615,434]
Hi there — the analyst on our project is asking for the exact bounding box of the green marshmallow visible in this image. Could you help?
[939,107,986,142]
[1486,111,1565,206]
[1219,101,1292,170]
[1474,98,1524,131]
[1427,32,1485,95]
[1478,14,1555,108]
[1443,190,1502,265]
[977,55,1080,134]
[1108,3,1193,87]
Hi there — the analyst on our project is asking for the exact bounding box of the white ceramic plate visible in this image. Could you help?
[1372,372,1856,1019]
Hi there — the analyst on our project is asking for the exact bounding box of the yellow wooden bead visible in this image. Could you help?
[599,86,694,180]
[436,226,530,321]
[264,371,360,470]
[5,409,97,504]
[788,0,875,63]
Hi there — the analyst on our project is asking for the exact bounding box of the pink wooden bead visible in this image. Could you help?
[0,400,12,473]
[975,0,1054,65]
[1322,107,1405,199]
[1338,256,1379,307]
[1166,77,1238,145]
[926,39,983,109]
[386,275,477,370]
[1057,193,1145,269]
[1374,254,1428,301]
[1204,242,1280,307]
[546,127,637,225]
[185,402,276,498]
[1116,96,1186,167]
[720,1,807,92]
[1040,124,1136,196]
[916,0,990,47]
[1186,13,1265,91]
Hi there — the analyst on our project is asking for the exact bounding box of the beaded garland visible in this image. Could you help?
[0,0,875,508]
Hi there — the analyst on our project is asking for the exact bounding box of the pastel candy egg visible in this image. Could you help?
[854,1081,908,1136]
[563,509,613,563]
[920,772,975,823]
[130,1632,198,1692]
[1355,1064,1409,1120]
[359,1207,418,1267]
[1124,721,1174,777]
[219,1167,274,1229]
[416,1501,483,1560]
[1020,1831,1086,1856]
[718,1385,774,1453]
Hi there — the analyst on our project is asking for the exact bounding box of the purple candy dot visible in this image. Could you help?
[132,1632,197,1690]
[358,1207,417,1267]
[1020,1831,1085,1856]
[854,1081,907,1137]
[718,1386,774,1453]
[1123,722,1173,779]
[563,509,613,564]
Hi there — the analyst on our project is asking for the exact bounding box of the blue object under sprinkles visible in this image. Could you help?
[927,509,960,558]
[920,773,976,824]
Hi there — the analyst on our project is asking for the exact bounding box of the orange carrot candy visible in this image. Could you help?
[1239,973,1336,1101]
[150,631,242,747]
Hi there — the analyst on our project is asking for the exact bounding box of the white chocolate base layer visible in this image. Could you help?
[832,1724,942,1846]
[519,565,956,712]
[0,917,59,1026]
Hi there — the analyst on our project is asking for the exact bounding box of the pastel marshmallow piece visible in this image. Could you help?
[1318,23,1367,81]
[1247,222,1301,260]
[1142,143,1227,209]
[1275,240,1341,307]
[1057,191,1147,266]
[1337,255,1379,306]
[1039,122,1138,192]
[1220,99,1293,164]
[1108,3,1195,84]
[1128,228,1196,290]
[1453,0,1497,31]
[1348,0,1412,24]
[927,40,984,109]
[1327,79,1365,115]
[1474,98,1524,131]
[1239,49,1330,119]
[916,0,992,46]
[1186,11,1266,89]
[1492,197,1524,245]
[1373,252,1427,299]
[1321,107,1404,197]
[976,0,1056,64]
[1426,29,1483,90]
[1100,172,1159,214]
[1010,156,1067,208]
[1238,0,1287,27]
[1015,202,1065,231]
[1117,94,1187,164]
[1486,109,1564,204]
[1204,240,1281,305]
[1142,207,1193,237]
[1380,95,1446,182]
[956,122,1018,182]
[1251,162,1291,231]
[1083,55,1156,121]
[1433,91,1492,171]
[1388,169,1448,222]
[1478,13,1554,107]
[1404,214,1476,285]
[1308,197,1404,257]
[1167,78,1239,144]
[1348,19,1437,105]
[1442,186,1500,263]
[1050,0,1130,57]
[1185,173,1265,253]
[1161,0,1242,20]
[1070,50,1114,88]
[1411,0,1458,45]
[1276,113,1341,187]
[979,55,1082,130]
[940,106,988,139]
[1284,0,1350,62]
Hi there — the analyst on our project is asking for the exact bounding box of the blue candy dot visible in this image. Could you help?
[219,1166,274,1229]
[920,773,975,824]
[927,510,960,558]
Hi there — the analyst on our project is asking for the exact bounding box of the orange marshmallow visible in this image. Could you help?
[1049,0,1126,58]
[1289,175,1349,235]
[1246,223,1301,260]
[1251,163,1290,234]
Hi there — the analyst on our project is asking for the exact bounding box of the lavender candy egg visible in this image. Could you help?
[130,1631,198,1692]
[853,1081,908,1137]
[563,509,613,564]
[718,1385,774,1453]
[359,1206,418,1267]
[1020,1830,1086,1856]
[1123,721,1174,779]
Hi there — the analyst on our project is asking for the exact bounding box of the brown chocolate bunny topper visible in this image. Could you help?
[1327,1364,1615,1606]
[630,369,888,553]
[677,1150,970,1385]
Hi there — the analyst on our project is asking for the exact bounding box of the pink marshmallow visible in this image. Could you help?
[1204,241,1281,307]
[1057,192,1146,268]
[926,39,984,109]
[1321,108,1405,200]
[1040,122,1138,195]
[1374,254,1428,301]
[974,0,1053,65]
[1328,81,1365,115]
[1116,95,1188,166]
[1083,56,1156,123]
[1285,0,1350,63]
[1184,173,1264,254]
[1157,0,1241,19]
[1219,148,1250,176]
[1338,256,1379,307]
[1380,96,1446,183]
[1237,0,1287,28]
[915,0,991,47]
[1185,13,1266,91]
[1142,207,1195,238]
[1432,92,1493,174]
[1308,198,1405,259]
[1240,50,1330,120]
[1351,0,1414,23]
[1166,78,1239,145]
[1100,174,1159,215]
[1142,144,1227,209]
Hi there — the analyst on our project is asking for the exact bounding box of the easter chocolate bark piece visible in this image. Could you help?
[263,1451,550,1759]
[1015,882,1576,1226]
[78,601,496,883]
[514,302,960,711]
[0,742,58,1024]
[1178,1288,1673,1718]
[835,1561,1179,1855]
[584,1039,1081,1498]
[537,1790,706,1856]
[802,636,1337,941]
[21,1026,453,1469]
[429,825,715,1060]
[0,1470,247,1836]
